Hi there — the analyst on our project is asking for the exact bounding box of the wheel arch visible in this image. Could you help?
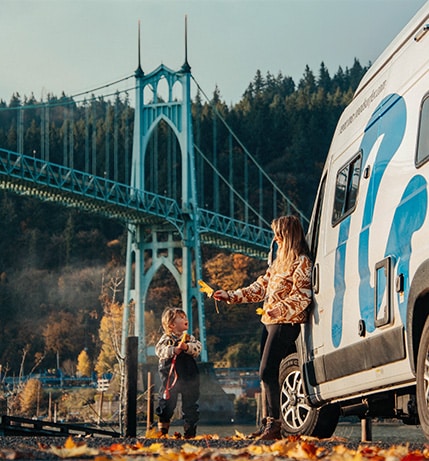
[279,351,339,438]
[407,259,429,374]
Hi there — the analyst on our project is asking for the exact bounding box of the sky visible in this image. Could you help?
[1,0,427,106]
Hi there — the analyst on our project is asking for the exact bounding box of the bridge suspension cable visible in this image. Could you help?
[191,75,309,225]
[194,143,271,228]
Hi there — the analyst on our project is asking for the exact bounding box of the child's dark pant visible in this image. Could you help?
[156,377,200,427]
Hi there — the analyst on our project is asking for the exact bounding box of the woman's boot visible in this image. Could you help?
[258,417,281,440]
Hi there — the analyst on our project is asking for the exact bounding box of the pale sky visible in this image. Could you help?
[1,0,427,106]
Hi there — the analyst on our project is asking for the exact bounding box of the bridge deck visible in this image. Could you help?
[0,148,272,259]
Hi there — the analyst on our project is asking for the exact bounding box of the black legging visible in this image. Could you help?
[259,323,301,419]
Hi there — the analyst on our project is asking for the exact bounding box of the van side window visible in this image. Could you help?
[416,94,429,166]
[332,153,362,225]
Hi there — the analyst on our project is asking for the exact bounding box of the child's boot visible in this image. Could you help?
[157,421,170,436]
[184,422,197,439]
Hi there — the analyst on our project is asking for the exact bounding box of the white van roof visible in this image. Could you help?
[355,1,429,98]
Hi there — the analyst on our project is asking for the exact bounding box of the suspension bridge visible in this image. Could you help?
[0,44,308,365]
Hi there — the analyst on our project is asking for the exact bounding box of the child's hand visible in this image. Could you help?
[178,341,188,351]
[175,342,188,355]
[181,333,190,343]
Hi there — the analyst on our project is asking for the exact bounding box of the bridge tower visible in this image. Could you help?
[121,37,208,364]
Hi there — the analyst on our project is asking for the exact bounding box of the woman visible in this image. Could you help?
[213,215,313,440]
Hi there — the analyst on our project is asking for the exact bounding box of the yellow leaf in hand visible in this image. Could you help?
[198,280,214,298]
[256,307,266,315]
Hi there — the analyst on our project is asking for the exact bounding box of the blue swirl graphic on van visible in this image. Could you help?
[358,94,407,333]
[384,175,427,323]
[332,94,406,347]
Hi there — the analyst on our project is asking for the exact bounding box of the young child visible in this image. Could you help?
[155,307,202,438]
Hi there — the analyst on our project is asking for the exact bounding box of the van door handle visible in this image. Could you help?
[312,263,319,294]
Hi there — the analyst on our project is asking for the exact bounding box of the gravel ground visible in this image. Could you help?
[0,435,428,460]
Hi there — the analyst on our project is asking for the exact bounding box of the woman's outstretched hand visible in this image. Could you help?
[213,290,229,302]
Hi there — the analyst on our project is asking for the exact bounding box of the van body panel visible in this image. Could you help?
[302,2,429,406]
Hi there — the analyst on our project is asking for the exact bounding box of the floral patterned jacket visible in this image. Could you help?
[225,254,313,325]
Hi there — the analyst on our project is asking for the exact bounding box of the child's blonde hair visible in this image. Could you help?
[161,307,187,334]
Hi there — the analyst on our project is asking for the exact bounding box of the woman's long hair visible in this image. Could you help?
[271,215,310,271]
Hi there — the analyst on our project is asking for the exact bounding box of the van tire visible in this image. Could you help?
[416,316,429,438]
[279,353,340,438]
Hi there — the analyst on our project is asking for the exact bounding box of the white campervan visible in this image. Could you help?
[279,2,429,438]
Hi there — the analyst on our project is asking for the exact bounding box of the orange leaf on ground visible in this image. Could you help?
[402,452,427,461]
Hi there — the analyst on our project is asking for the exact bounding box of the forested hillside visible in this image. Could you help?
[0,59,368,376]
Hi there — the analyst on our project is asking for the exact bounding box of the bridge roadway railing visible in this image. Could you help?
[0,148,272,259]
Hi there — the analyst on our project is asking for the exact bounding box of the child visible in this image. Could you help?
[155,307,202,438]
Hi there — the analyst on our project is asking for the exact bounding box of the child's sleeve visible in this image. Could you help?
[186,335,202,358]
[155,334,176,360]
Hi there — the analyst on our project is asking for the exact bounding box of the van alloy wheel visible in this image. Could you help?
[279,353,339,438]
[280,368,312,429]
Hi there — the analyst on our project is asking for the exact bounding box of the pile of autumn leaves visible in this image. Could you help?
[42,432,429,461]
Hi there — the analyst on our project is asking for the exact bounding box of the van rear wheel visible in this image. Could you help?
[279,353,339,438]
[416,316,429,438]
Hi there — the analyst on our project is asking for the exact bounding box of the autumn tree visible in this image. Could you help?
[19,378,44,416]
[77,349,92,377]
[205,252,262,289]
[95,276,124,377]
[43,311,85,370]
[94,274,126,432]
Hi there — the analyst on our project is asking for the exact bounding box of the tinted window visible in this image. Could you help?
[332,153,362,225]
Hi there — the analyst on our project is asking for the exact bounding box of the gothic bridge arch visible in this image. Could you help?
[122,59,207,364]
